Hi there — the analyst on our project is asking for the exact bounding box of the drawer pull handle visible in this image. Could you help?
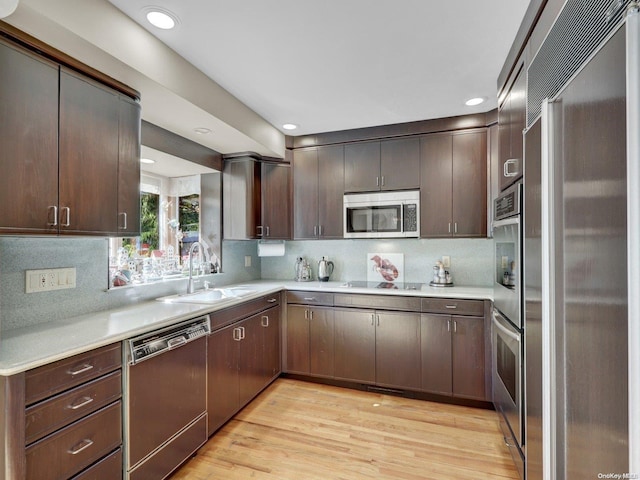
[267,298,277,303]
[445,305,458,309]
[303,297,316,301]
[68,396,94,410]
[68,438,94,455]
[68,364,94,376]
[261,315,269,327]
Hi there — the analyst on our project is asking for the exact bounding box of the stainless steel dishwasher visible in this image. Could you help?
[123,315,210,480]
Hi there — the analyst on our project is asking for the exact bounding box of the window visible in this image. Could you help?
[109,174,210,288]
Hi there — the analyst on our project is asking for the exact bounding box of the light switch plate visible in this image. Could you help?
[442,256,451,268]
[25,268,76,293]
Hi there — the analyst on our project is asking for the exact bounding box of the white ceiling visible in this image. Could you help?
[107,0,531,137]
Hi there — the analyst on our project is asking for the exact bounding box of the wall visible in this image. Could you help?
[0,238,260,331]
[261,238,493,286]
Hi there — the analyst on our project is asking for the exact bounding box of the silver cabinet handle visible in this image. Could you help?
[448,223,451,233]
[68,438,94,455]
[240,326,245,340]
[261,315,269,327]
[304,309,309,320]
[445,305,457,309]
[376,314,380,326]
[68,396,94,410]
[447,319,451,332]
[454,222,458,234]
[504,158,519,177]
[256,225,264,237]
[371,314,375,325]
[318,225,323,236]
[267,298,277,303]
[233,327,242,341]
[61,207,71,227]
[376,176,380,187]
[453,320,457,333]
[303,297,316,301]
[67,364,94,376]
[266,226,270,237]
[119,212,128,230]
[314,225,318,236]
[48,206,58,227]
[381,176,385,187]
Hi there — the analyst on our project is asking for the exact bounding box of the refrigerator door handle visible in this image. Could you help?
[626,5,640,474]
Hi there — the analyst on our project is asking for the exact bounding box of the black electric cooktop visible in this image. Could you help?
[342,281,423,290]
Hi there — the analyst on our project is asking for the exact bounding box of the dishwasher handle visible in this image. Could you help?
[167,336,187,349]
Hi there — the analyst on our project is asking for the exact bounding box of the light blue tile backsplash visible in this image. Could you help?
[0,237,492,331]
[260,238,493,285]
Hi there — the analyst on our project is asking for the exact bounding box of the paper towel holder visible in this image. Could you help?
[257,240,286,257]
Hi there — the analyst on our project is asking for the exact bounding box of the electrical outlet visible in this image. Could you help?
[26,268,77,293]
[501,256,509,269]
[442,256,450,268]
[244,255,252,267]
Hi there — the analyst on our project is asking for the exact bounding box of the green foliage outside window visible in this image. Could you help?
[141,192,159,251]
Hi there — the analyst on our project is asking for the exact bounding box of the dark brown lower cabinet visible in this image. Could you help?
[333,309,376,383]
[375,312,421,390]
[421,313,486,400]
[207,305,281,436]
[286,305,334,377]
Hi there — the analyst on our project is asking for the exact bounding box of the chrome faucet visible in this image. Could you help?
[187,241,203,294]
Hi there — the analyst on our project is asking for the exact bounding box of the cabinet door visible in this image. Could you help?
[238,314,265,408]
[375,311,421,390]
[0,41,59,234]
[262,162,291,239]
[223,159,260,239]
[420,134,453,237]
[380,137,420,191]
[500,66,525,191]
[452,131,487,237]
[420,314,452,395]
[293,148,319,239]
[261,305,281,383]
[317,145,345,238]
[117,96,141,236]
[59,69,119,234]
[286,305,310,374]
[207,325,240,435]
[333,309,375,383]
[309,307,335,377]
[451,315,486,400]
[344,141,381,193]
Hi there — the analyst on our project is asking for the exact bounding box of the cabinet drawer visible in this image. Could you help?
[26,371,122,445]
[286,290,334,306]
[421,298,485,316]
[26,401,122,480]
[211,292,281,330]
[71,447,122,480]
[334,293,421,312]
[25,343,122,405]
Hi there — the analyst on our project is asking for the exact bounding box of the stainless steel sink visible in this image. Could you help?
[157,286,257,305]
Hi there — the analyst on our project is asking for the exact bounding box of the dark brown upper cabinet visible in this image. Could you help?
[223,156,291,240]
[420,131,487,238]
[344,138,420,193]
[0,40,59,234]
[498,65,526,191]
[0,39,141,236]
[292,145,344,239]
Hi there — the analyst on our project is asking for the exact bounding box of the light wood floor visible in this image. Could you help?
[171,378,518,480]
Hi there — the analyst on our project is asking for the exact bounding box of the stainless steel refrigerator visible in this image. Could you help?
[523,1,639,478]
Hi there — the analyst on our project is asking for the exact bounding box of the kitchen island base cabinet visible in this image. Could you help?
[207,303,281,436]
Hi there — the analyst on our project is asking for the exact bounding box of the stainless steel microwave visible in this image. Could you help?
[343,190,420,238]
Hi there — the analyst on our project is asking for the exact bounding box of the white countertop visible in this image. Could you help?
[0,280,492,376]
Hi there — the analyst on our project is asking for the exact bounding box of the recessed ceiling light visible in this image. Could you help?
[465,97,486,106]
[282,123,298,131]
[140,158,156,164]
[194,127,212,135]
[145,9,177,30]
